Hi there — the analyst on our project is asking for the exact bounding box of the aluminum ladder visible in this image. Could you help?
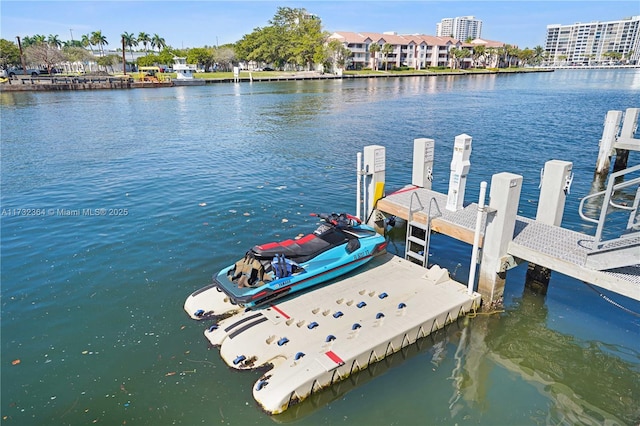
[405,192,441,267]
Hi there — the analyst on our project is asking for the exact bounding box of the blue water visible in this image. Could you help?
[1,70,639,425]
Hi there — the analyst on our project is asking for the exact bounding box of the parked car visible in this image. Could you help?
[8,67,40,77]
[39,67,62,76]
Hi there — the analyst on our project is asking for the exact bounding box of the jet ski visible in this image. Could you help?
[184,213,387,319]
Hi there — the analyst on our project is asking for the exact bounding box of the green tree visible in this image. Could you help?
[519,48,534,67]
[151,34,166,52]
[471,44,485,68]
[138,32,151,53]
[381,43,393,70]
[603,51,622,62]
[187,47,214,70]
[90,31,107,56]
[47,34,62,49]
[121,32,137,62]
[533,46,545,65]
[157,48,174,65]
[81,34,94,55]
[368,42,380,70]
[0,38,21,68]
[327,39,351,71]
[137,53,160,67]
[97,53,121,72]
[236,7,328,71]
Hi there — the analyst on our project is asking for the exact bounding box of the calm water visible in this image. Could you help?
[1,70,639,425]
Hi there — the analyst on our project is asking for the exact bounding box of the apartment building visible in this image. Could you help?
[328,31,464,70]
[436,16,483,41]
[545,15,640,65]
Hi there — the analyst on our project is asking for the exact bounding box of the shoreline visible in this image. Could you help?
[0,68,554,92]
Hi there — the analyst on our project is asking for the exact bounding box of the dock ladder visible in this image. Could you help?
[405,192,441,267]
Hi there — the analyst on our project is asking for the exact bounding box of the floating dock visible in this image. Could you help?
[203,252,480,414]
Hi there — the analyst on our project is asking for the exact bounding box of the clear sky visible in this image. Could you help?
[1,1,638,50]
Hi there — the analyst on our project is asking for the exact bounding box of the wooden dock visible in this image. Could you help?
[203,252,480,414]
[377,186,640,302]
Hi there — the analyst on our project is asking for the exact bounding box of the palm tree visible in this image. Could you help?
[81,34,94,55]
[368,42,380,70]
[449,47,461,69]
[91,30,107,56]
[138,32,150,54]
[121,32,138,62]
[151,34,166,52]
[472,45,485,68]
[507,45,520,67]
[28,34,46,47]
[533,45,545,66]
[381,43,393,71]
[47,34,62,49]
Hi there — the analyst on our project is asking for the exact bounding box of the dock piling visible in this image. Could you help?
[446,134,472,212]
[595,110,622,175]
[478,173,523,306]
[468,181,487,295]
[412,138,435,189]
[526,160,573,294]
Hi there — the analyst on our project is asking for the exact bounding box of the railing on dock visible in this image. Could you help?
[579,164,640,270]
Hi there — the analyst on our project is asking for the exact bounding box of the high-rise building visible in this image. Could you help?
[436,16,482,41]
[545,15,640,65]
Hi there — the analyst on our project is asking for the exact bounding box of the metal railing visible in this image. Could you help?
[579,164,640,249]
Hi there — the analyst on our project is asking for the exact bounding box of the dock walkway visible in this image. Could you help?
[377,187,640,301]
[203,253,480,414]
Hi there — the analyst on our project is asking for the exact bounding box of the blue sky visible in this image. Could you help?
[1,1,638,50]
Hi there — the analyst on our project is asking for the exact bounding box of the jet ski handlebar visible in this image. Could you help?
[311,212,361,228]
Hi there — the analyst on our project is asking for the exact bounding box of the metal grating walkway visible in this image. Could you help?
[376,187,640,301]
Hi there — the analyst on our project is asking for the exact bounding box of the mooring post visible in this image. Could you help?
[595,110,622,176]
[468,181,487,295]
[446,134,472,212]
[362,145,386,229]
[613,108,640,172]
[478,172,522,307]
[526,160,573,294]
[412,138,435,189]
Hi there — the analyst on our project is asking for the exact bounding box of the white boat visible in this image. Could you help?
[172,57,205,86]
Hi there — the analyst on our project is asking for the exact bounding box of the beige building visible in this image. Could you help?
[328,31,506,70]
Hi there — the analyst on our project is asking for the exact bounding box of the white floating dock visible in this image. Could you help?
[204,253,481,414]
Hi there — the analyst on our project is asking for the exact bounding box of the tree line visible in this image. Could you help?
[1,7,576,74]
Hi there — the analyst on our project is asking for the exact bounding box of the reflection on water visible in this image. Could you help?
[471,289,640,425]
